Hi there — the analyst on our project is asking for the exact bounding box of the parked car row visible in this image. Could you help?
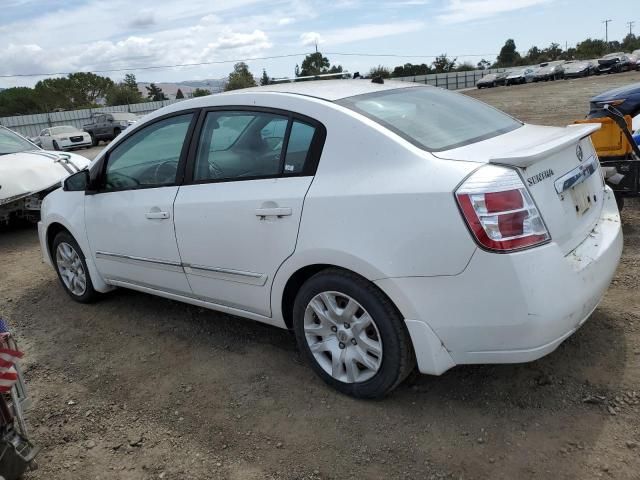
[477,52,640,89]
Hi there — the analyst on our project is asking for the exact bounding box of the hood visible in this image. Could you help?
[589,82,640,118]
[0,150,90,202]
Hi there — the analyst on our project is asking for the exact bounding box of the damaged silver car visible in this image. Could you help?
[0,126,90,225]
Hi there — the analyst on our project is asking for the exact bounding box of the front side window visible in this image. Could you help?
[194,111,289,182]
[103,113,193,191]
[337,86,522,151]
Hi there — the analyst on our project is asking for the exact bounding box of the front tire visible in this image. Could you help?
[293,269,415,398]
[52,231,99,303]
[53,140,60,151]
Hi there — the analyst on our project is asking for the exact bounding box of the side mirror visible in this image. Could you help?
[63,170,90,192]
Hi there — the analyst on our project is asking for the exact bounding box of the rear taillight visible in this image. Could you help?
[456,165,550,252]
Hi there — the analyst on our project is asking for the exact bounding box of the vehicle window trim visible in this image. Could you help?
[183,106,327,186]
[90,109,200,195]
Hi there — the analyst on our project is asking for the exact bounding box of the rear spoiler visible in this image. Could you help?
[489,124,601,168]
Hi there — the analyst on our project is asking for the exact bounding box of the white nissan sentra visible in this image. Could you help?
[38,80,623,398]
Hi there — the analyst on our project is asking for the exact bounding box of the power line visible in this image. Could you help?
[0,53,313,78]
[0,51,501,79]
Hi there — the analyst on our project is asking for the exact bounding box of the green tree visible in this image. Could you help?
[176,88,185,99]
[622,34,640,52]
[34,77,75,110]
[146,83,168,101]
[455,62,475,72]
[298,52,343,79]
[0,87,41,116]
[123,73,139,92]
[368,65,391,79]
[432,54,457,73]
[574,38,608,59]
[225,62,257,91]
[192,88,211,97]
[260,69,271,86]
[477,59,491,70]
[496,39,521,67]
[66,72,114,105]
[391,63,432,77]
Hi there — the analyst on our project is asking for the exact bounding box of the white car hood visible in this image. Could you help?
[0,150,90,202]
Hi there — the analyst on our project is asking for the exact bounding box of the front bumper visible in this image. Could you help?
[60,139,92,150]
[377,187,622,373]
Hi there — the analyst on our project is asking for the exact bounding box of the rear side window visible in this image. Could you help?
[284,121,316,174]
[193,111,321,182]
[337,87,521,151]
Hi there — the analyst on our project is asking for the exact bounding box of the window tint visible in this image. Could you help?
[194,111,288,182]
[284,121,316,174]
[104,114,193,191]
[337,87,521,151]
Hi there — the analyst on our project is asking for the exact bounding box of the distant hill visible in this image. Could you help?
[137,78,226,100]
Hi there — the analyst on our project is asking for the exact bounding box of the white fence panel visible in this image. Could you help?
[0,98,185,137]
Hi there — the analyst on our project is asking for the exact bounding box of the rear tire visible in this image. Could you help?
[113,128,121,139]
[52,231,99,303]
[90,134,98,147]
[292,269,415,399]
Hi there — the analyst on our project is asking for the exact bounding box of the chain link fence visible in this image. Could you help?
[394,68,509,90]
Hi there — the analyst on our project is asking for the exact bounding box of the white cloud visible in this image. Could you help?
[300,32,323,47]
[438,0,553,24]
[278,17,295,26]
[309,21,424,46]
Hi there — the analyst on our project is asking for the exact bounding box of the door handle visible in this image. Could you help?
[145,210,170,220]
[255,207,292,218]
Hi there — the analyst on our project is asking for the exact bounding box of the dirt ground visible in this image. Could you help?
[1,71,640,480]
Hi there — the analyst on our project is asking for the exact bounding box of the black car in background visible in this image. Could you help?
[476,71,509,88]
[533,61,565,81]
[597,53,632,74]
[563,60,597,78]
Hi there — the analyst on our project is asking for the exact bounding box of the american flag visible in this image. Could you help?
[0,319,22,393]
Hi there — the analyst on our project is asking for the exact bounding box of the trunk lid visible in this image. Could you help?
[436,124,605,255]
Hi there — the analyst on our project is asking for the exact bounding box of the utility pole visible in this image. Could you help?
[602,19,612,47]
[627,21,635,36]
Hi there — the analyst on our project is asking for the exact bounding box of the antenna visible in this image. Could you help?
[627,21,635,36]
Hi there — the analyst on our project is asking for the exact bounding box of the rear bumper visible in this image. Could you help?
[378,187,623,373]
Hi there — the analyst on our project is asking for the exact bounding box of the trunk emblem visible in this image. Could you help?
[576,144,584,162]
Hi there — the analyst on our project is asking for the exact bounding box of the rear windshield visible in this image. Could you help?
[337,86,521,151]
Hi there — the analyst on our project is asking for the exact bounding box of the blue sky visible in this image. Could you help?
[0,0,636,88]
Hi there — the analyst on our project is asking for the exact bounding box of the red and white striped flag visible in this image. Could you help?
[0,347,23,393]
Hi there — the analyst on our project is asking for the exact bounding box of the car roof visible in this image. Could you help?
[227,79,420,101]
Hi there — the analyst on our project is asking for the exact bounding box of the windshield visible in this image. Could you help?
[112,113,138,121]
[0,127,37,155]
[51,126,78,134]
[337,87,522,151]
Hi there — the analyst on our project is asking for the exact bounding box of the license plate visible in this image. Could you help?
[570,181,592,215]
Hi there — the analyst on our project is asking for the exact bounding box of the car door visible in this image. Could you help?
[94,115,106,138]
[84,111,197,294]
[173,109,325,316]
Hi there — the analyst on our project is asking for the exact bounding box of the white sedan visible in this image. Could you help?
[37,126,92,151]
[37,80,623,398]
